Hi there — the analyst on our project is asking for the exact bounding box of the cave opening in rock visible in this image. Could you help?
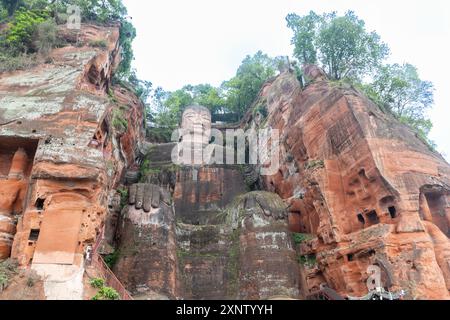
[367,210,380,224]
[35,198,45,210]
[388,206,397,219]
[420,186,449,236]
[357,213,365,225]
[347,253,354,262]
[28,229,40,241]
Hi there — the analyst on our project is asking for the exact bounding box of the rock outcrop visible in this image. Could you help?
[248,71,450,299]
[0,23,144,300]
[113,183,178,300]
[112,106,301,300]
[1,22,449,301]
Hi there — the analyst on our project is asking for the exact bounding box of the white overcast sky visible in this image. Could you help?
[122,0,450,160]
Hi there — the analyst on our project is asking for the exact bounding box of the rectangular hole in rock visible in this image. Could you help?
[367,210,380,224]
[29,229,40,241]
[388,206,397,219]
[35,198,45,210]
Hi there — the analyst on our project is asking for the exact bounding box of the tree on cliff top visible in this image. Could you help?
[360,63,435,147]
[222,51,277,119]
[287,10,436,149]
[286,10,389,81]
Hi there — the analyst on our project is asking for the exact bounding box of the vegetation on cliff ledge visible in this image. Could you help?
[287,10,435,148]
[0,0,135,78]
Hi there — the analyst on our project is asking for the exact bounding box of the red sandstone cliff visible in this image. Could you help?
[1,23,449,301]
[0,23,144,300]
[249,70,450,299]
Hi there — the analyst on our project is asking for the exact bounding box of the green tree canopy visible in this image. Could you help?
[286,10,389,81]
[222,51,277,118]
[360,63,435,145]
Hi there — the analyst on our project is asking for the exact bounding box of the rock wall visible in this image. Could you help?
[113,183,179,300]
[113,137,301,300]
[174,166,247,299]
[0,24,144,299]
[249,71,450,299]
[2,22,448,300]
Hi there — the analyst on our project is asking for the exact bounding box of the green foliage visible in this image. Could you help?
[298,254,317,268]
[286,11,320,65]
[103,250,120,269]
[149,51,278,135]
[89,39,107,48]
[186,84,226,114]
[292,233,315,245]
[86,0,126,23]
[368,63,434,120]
[117,187,128,209]
[0,259,19,291]
[305,160,325,170]
[127,71,152,100]
[92,285,120,300]
[1,0,21,17]
[112,107,128,132]
[0,51,37,71]
[149,87,191,141]
[359,63,435,148]
[222,51,277,119]
[0,3,8,21]
[0,0,135,76]
[139,159,161,182]
[33,19,57,54]
[287,10,389,81]
[253,102,268,119]
[0,273,7,289]
[90,277,105,289]
[5,7,48,53]
[115,19,136,78]
[287,10,436,146]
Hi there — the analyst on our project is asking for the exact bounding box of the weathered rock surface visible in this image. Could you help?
[114,183,179,299]
[2,20,449,301]
[249,71,450,299]
[174,166,247,300]
[0,23,144,299]
[229,192,300,300]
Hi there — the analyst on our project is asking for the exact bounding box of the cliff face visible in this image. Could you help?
[1,24,449,301]
[0,24,144,300]
[251,71,450,299]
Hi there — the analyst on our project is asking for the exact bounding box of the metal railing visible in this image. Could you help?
[90,228,133,300]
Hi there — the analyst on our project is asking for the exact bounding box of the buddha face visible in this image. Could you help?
[181,106,211,146]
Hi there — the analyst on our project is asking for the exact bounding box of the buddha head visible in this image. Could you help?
[181,105,211,146]
[8,148,28,180]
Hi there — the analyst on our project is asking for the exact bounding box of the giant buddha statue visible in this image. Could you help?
[175,105,212,166]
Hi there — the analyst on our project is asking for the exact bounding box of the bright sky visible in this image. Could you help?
[123,0,450,160]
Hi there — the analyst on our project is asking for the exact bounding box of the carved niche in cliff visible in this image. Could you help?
[175,105,213,166]
[419,185,450,237]
[0,137,38,260]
